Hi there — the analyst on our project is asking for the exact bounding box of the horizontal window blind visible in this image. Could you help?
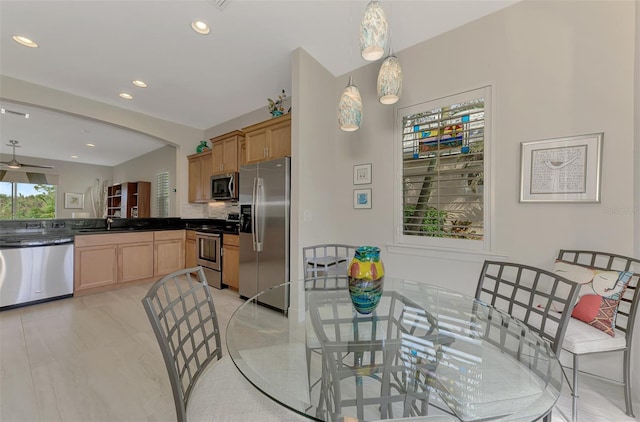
[402,97,485,240]
[156,172,169,218]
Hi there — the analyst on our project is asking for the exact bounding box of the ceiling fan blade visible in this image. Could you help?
[20,163,55,169]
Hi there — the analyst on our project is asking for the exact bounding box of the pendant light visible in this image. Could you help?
[338,76,363,132]
[359,0,388,61]
[377,49,403,105]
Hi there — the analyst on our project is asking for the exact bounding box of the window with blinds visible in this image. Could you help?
[156,172,169,218]
[398,87,490,249]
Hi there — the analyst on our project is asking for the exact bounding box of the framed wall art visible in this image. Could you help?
[64,192,84,209]
[353,163,372,185]
[520,133,603,203]
[353,188,372,209]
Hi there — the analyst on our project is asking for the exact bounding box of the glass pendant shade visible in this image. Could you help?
[359,0,388,61]
[338,77,363,132]
[377,54,403,105]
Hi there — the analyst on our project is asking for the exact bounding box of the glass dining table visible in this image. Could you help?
[226,276,562,422]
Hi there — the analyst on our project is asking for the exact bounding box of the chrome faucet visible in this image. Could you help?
[107,217,114,231]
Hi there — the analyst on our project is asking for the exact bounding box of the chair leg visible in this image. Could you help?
[623,349,635,417]
[572,353,579,422]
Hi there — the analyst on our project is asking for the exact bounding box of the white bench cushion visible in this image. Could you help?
[562,317,626,355]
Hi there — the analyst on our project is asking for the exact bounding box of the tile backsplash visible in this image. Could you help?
[181,202,239,219]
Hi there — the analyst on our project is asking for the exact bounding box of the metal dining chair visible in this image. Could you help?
[555,250,639,421]
[142,266,306,422]
[475,260,580,422]
[302,245,357,393]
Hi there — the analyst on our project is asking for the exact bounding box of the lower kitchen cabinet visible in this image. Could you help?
[74,244,118,291]
[185,230,197,268]
[75,232,154,293]
[222,234,239,289]
[154,230,185,276]
[119,242,154,282]
[74,230,185,294]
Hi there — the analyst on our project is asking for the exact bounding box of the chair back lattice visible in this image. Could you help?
[557,250,640,345]
[303,244,357,289]
[142,266,222,422]
[475,261,580,355]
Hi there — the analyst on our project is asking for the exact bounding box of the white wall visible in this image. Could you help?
[298,0,638,401]
[113,145,178,217]
[0,153,112,218]
[0,76,203,211]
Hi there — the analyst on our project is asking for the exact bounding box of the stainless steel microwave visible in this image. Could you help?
[211,173,238,201]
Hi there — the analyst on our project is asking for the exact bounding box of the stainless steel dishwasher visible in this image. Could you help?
[0,235,74,310]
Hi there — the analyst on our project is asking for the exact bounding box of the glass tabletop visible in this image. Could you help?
[226,276,562,422]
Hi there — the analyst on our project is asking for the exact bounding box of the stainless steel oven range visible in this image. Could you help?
[195,229,222,289]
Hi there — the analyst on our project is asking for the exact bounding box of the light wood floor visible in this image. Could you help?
[0,281,636,421]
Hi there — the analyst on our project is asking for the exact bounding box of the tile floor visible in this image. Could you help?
[0,281,636,422]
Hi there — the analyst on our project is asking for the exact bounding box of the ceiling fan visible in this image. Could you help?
[1,140,55,169]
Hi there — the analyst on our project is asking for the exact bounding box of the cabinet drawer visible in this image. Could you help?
[154,230,185,241]
[223,234,239,246]
[75,232,153,247]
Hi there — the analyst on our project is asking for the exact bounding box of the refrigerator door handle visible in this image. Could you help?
[255,177,264,252]
[251,176,258,251]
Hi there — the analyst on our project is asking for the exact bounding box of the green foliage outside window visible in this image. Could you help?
[0,183,56,219]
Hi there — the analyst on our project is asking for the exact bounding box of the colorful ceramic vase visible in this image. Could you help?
[348,246,385,314]
[196,140,209,153]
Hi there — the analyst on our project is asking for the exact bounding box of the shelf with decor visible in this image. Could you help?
[106,181,150,218]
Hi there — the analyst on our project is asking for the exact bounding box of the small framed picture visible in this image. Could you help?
[353,189,372,209]
[353,163,372,185]
[64,192,84,209]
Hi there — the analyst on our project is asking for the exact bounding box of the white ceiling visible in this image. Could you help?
[0,0,517,167]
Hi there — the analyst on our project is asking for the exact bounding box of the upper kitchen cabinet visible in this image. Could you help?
[188,150,213,203]
[107,182,150,218]
[210,130,243,175]
[242,113,291,164]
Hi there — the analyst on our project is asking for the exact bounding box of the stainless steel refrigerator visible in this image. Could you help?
[239,157,290,311]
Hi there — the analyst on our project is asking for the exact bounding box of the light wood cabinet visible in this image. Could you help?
[243,113,291,164]
[210,130,243,175]
[188,151,213,203]
[185,230,197,269]
[74,244,118,291]
[74,232,154,293]
[222,234,239,289]
[239,140,246,166]
[119,242,154,283]
[154,230,185,276]
[107,182,150,218]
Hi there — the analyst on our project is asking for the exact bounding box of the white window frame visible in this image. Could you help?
[156,171,170,218]
[393,86,495,258]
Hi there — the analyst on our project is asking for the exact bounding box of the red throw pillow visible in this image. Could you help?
[554,260,632,337]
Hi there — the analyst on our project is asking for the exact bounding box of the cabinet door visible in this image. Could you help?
[200,153,213,201]
[188,156,203,203]
[185,231,197,268]
[155,239,185,276]
[267,119,291,159]
[245,128,268,164]
[222,244,239,289]
[119,242,154,283]
[222,137,238,173]
[212,141,224,175]
[239,140,246,166]
[74,245,118,292]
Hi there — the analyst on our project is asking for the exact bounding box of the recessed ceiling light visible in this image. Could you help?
[191,20,210,35]
[71,155,79,159]
[132,80,148,88]
[12,35,38,48]
[86,143,95,147]
[119,92,133,100]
